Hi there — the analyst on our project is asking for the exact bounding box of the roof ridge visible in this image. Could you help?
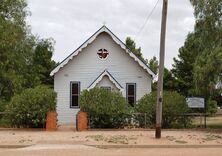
[50,25,156,78]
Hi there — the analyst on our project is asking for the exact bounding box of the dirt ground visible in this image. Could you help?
[0,128,222,156]
[0,128,222,146]
[1,147,222,156]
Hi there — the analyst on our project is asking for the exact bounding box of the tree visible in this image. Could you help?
[125,37,146,63]
[191,0,222,99]
[32,39,56,86]
[163,68,178,91]
[0,0,57,111]
[193,48,222,98]
[152,68,178,92]
[172,0,222,104]
[0,0,32,109]
[148,56,178,91]
[172,33,199,96]
[124,37,178,93]
[148,56,158,74]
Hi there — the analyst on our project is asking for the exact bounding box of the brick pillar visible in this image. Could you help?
[46,111,57,131]
[77,111,88,131]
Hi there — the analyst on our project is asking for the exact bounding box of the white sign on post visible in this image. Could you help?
[186,97,205,108]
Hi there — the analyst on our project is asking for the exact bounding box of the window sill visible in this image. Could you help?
[70,106,80,109]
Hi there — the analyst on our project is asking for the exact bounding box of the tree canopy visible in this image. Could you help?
[0,0,56,111]
[125,37,146,63]
[148,56,158,75]
[172,0,222,104]
[191,0,222,99]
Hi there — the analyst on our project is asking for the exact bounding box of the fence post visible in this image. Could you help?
[144,113,147,128]
[88,114,90,129]
[183,114,186,128]
[77,111,88,131]
[46,111,57,131]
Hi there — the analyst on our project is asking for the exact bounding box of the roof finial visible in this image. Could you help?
[103,21,106,26]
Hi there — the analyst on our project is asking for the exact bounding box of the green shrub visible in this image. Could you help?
[207,98,217,115]
[6,85,56,128]
[80,88,131,128]
[135,91,191,128]
[0,99,8,112]
[0,117,11,128]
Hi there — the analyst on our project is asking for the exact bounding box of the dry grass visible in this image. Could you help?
[192,115,222,128]
[86,135,130,144]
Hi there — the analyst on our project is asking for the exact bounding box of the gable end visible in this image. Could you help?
[50,26,156,78]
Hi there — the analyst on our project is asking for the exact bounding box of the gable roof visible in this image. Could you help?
[50,25,156,78]
[87,69,123,91]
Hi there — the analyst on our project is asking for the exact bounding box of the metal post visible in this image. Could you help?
[204,100,207,128]
[145,113,147,128]
[155,0,168,139]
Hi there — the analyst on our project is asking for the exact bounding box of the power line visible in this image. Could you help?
[135,0,160,40]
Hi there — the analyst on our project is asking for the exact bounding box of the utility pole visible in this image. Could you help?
[155,0,168,139]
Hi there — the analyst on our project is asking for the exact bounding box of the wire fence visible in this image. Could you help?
[87,112,222,129]
[192,113,222,128]
[1,111,222,129]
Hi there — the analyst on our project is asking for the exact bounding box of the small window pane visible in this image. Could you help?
[71,82,80,108]
[127,83,136,106]
[128,97,135,106]
[72,96,79,107]
[72,83,78,95]
[128,85,135,95]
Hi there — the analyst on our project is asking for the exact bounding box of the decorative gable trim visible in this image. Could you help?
[87,69,123,91]
[50,25,156,78]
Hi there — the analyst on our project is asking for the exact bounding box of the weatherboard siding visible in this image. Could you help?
[54,32,152,124]
[96,75,118,90]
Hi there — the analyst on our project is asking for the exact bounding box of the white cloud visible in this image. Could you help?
[26,0,195,69]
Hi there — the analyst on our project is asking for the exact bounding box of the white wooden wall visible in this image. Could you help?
[54,32,152,124]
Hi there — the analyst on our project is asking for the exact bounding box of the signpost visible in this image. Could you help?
[186,97,205,108]
[186,97,206,128]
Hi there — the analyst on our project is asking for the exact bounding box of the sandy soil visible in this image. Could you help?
[0,128,222,146]
[1,147,222,156]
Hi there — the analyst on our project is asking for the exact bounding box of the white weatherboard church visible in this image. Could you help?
[50,26,155,125]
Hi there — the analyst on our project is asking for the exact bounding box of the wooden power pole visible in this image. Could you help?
[155,0,168,139]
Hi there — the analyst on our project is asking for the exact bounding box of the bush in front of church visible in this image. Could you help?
[135,91,192,128]
[80,88,131,128]
[6,85,57,128]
